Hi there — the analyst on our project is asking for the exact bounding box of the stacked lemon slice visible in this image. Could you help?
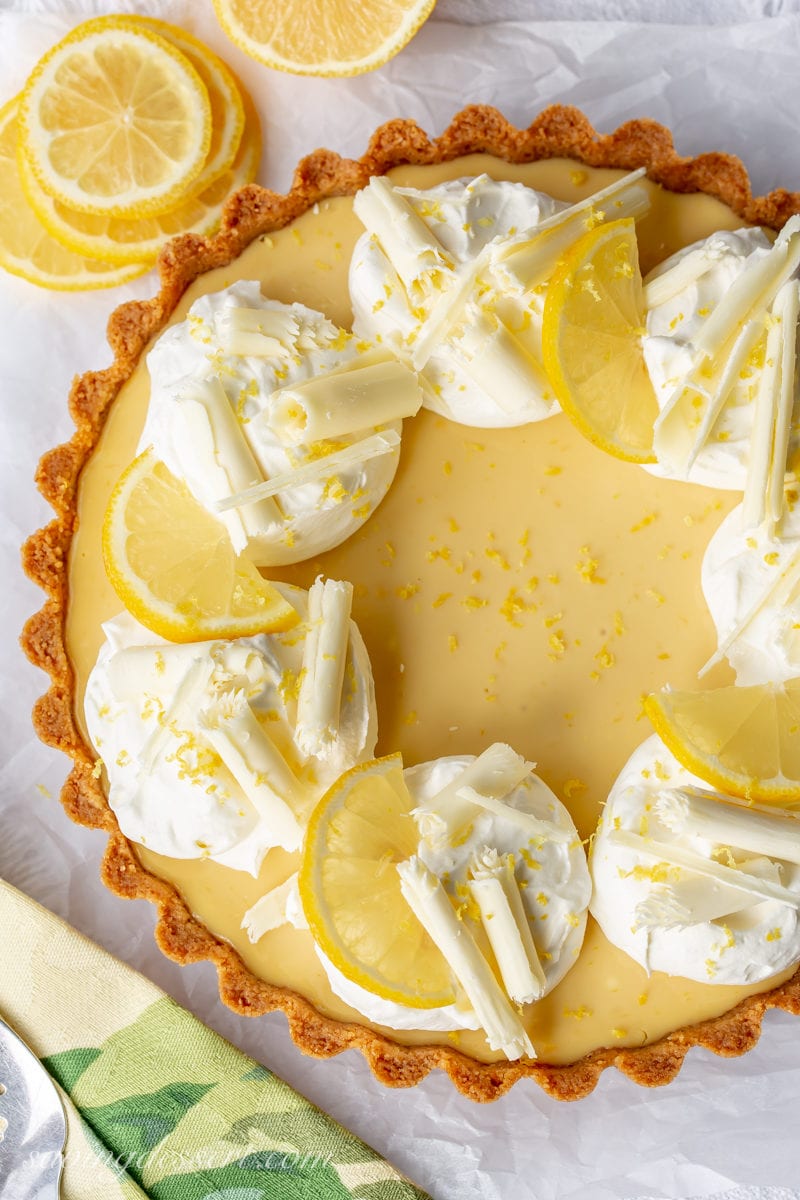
[1,15,260,290]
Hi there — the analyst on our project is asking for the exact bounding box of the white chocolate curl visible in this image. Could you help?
[295,577,354,760]
[397,856,535,1060]
[268,351,422,445]
[468,848,547,1004]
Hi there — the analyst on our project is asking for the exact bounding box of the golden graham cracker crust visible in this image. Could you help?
[21,104,800,1102]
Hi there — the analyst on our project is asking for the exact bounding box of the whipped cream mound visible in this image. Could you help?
[85,582,377,877]
[702,498,800,685]
[643,225,800,489]
[312,752,591,1042]
[142,280,421,567]
[591,735,800,985]
[350,175,566,428]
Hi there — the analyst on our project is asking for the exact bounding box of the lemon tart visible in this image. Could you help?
[22,106,800,1102]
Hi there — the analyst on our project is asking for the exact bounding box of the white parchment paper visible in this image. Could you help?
[2,2,800,1196]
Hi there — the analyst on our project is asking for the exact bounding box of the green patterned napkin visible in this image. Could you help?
[0,880,430,1200]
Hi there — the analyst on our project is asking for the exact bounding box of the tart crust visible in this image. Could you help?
[21,104,800,1103]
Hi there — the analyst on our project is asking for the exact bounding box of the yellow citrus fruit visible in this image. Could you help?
[130,16,245,195]
[18,83,261,267]
[542,217,659,464]
[18,16,212,218]
[299,756,455,1008]
[644,679,800,805]
[102,449,298,643]
[0,97,147,290]
[211,0,436,77]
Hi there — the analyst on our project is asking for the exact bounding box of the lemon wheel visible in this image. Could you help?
[18,16,212,217]
[645,680,800,805]
[102,449,298,643]
[542,217,659,464]
[299,756,455,1008]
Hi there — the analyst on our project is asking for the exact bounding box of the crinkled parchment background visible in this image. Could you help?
[2,1,800,1196]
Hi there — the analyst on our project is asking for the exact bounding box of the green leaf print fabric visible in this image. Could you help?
[0,881,431,1200]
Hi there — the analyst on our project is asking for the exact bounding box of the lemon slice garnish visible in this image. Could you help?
[211,0,436,77]
[299,756,455,1008]
[645,679,800,805]
[542,217,659,464]
[0,97,147,291]
[102,449,297,643]
[18,16,212,218]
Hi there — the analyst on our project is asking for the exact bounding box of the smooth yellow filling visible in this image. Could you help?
[67,155,794,1064]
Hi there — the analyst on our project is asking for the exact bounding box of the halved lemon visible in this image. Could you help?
[542,217,659,464]
[18,82,260,267]
[0,97,147,290]
[18,16,212,217]
[212,0,436,77]
[102,449,297,643]
[299,756,455,1008]
[645,680,800,805]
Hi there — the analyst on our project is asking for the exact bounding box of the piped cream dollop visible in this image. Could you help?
[350,175,566,427]
[591,734,800,984]
[250,751,590,1045]
[643,226,800,489]
[84,584,377,877]
[141,281,421,566]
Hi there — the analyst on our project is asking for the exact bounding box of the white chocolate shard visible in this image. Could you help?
[176,377,282,551]
[742,304,785,529]
[415,743,534,841]
[397,856,536,1060]
[242,873,300,942]
[686,318,764,472]
[216,430,401,511]
[655,786,800,867]
[216,305,299,358]
[452,310,551,416]
[455,785,569,843]
[468,848,547,1004]
[268,352,422,445]
[767,280,800,527]
[608,828,800,910]
[354,175,455,288]
[295,577,353,759]
[643,239,732,310]
[632,860,782,929]
[137,657,215,773]
[492,170,649,292]
[699,540,800,678]
[410,251,490,371]
[199,689,304,852]
[694,216,800,365]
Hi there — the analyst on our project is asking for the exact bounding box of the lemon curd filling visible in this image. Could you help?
[67,155,796,1065]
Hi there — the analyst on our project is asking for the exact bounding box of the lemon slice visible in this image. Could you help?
[299,756,455,1008]
[212,0,435,77]
[103,449,298,643]
[644,680,800,805]
[542,217,659,464]
[18,16,212,218]
[0,97,147,290]
[18,83,261,267]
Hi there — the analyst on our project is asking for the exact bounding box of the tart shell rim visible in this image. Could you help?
[21,102,800,1103]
